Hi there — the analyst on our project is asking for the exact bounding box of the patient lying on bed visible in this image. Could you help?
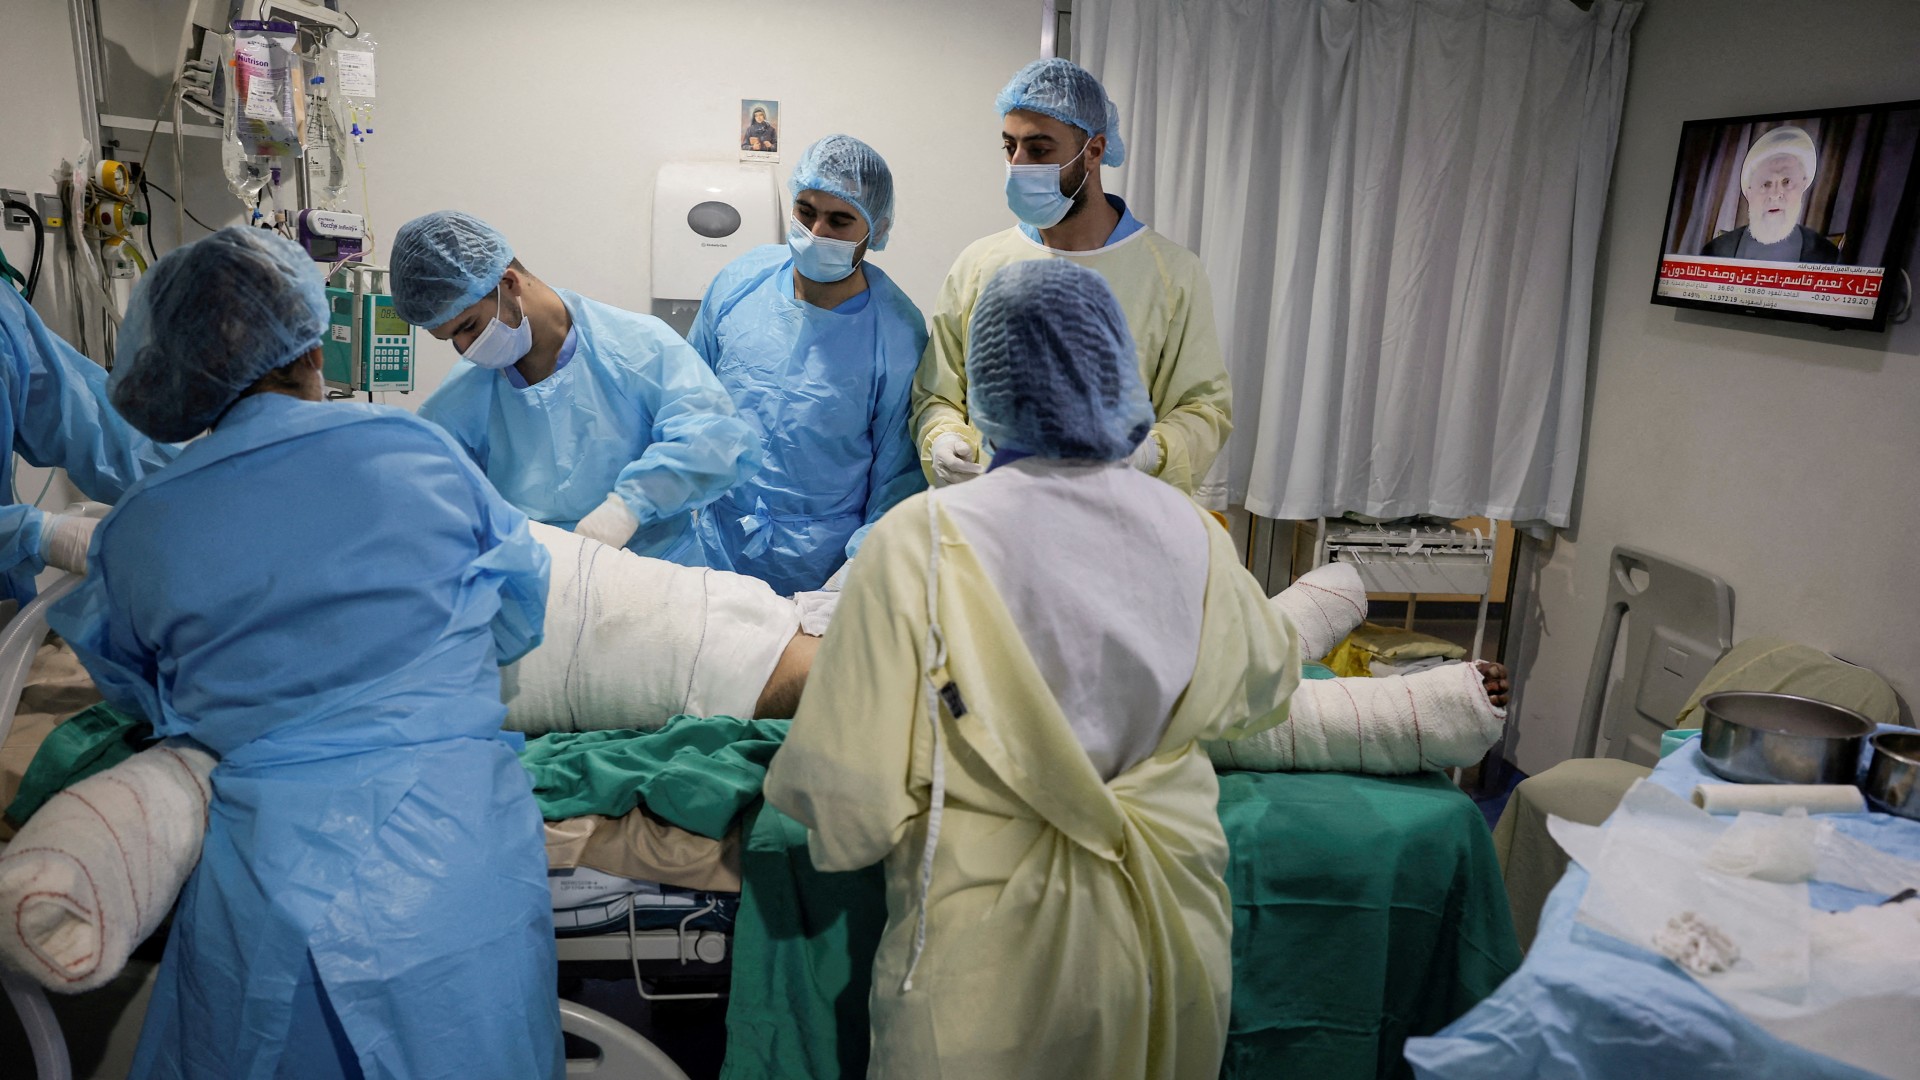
[0,547,1504,995]
[506,529,1509,775]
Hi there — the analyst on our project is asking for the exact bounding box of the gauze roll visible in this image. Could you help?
[1692,785,1867,816]
[0,740,214,992]
[1207,661,1504,774]
[1272,562,1367,662]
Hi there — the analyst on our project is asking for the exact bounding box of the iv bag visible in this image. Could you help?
[221,21,307,205]
[306,37,378,210]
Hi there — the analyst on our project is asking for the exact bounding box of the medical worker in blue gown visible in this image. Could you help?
[49,228,562,1080]
[688,134,928,594]
[0,286,175,598]
[391,210,758,565]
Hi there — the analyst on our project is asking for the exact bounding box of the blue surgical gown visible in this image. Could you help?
[0,287,175,600]
[419,289,758,565]
[50,394,562,1080]
[687,246,927,594]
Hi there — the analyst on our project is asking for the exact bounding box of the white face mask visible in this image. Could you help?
[461,285,533,370]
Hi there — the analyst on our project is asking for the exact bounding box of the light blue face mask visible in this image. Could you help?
[1004,142,1091,229]
[788,219,866,284]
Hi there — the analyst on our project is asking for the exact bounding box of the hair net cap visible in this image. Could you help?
[110,227,329,443]
[966,260,1153,462]
[389,210,516,328]
[789,135,896,251]
[996,58,1126,167]
[1743,125,1818,189]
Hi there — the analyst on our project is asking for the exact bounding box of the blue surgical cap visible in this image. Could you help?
[995,58,1126,167]
[110,226,328,443]
[790,135,896,251]
[389,210,515,328]
[966,260,1152,461]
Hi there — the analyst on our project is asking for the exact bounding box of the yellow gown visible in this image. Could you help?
[763,492,1299,1080]
[911,226,1233,494]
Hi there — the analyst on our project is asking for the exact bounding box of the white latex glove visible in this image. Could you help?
[573,494,640,550]
[40,513,99,575]
[930,433,984,487]
[1127,433,1163,474]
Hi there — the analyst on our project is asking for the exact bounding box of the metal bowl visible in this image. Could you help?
[1864,731,1920,820]
[1697,691,1874,786]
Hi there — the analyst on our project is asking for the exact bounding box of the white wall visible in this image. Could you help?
[93,0,246,258]
[1,1,90,342]
[1509,0,1920,774]
[361,0,1041,406]
[6,0,1036,499]
[2,0,95,511]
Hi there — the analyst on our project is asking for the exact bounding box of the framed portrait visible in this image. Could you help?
[741,99,780,162]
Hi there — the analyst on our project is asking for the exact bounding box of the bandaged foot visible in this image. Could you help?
[502,523,804,733]
[1206,661,1506,774]
[1272,562,1367,661]
[0,740,214,992]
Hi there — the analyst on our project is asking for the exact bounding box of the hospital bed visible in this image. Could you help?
[550,873,737,1080]
[3,580,1520,1080]
[0,574,722,1080]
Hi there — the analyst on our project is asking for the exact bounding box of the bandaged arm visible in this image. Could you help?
[1272,561,1367,662]
[0,740,215,992]
[1207,662,1505,774]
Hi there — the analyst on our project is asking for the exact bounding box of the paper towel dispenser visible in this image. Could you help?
[652,162,782,304]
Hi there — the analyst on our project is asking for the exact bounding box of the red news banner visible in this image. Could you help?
[1657,255,1884,318]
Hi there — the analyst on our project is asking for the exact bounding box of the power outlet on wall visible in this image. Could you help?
[35,193,64,229]
[0,190,28,230]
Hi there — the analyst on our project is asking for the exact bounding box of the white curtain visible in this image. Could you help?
[1075,0,1640,531]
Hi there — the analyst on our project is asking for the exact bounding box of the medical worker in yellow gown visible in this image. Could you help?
[913,58,1232,499]
[765,259,1301,1080]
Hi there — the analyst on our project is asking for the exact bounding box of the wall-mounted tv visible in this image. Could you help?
[1652,99,1920,331]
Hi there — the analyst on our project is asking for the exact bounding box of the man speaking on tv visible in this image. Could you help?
[1701,125,1842,264]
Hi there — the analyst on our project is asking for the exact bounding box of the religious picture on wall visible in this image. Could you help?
[741,100,779,162]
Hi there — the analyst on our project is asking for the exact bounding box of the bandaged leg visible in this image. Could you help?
[1272,562,1367,662]
[1207,662,1505,774]
[0,740,214,992]
[502,524,804,733]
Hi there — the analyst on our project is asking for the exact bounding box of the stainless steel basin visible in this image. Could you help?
[1865,731,1920,821]
[1698,691,1874,786]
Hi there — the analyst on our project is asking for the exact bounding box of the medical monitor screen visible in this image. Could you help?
[1651,99,1920,330]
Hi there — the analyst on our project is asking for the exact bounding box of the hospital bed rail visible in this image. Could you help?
[554,889,735,1078]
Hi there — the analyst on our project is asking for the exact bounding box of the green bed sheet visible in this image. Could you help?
[10,704,1517,1079]
[724,768,1520,1080]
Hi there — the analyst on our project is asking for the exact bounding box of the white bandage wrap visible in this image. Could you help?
[1692,785,1867,816]
[1208,662,1505,774]
[1272,562,1368,662]
[0,741,215,992]
[502,523,800,733]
